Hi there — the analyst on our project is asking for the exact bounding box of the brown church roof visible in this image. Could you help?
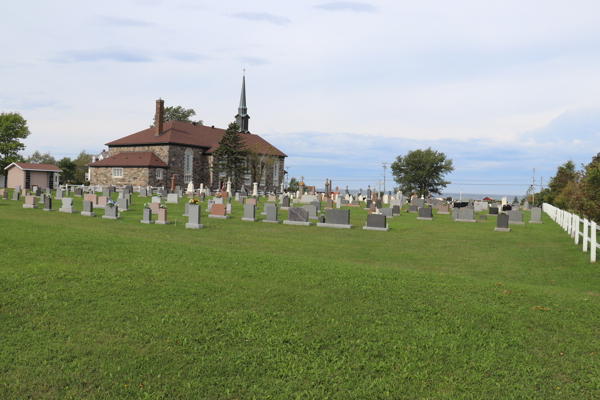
[89,152,168,168]
[105,121,287,157]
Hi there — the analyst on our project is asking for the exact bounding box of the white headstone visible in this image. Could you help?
[252,182,258,196]
[187,181,194,194]
[226,178,232,196]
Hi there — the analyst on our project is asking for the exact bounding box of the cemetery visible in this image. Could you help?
[1,186,599,399]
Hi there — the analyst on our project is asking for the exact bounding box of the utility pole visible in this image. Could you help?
[532,168,535,204]
[382,162,390,195]
[285,167,290,190]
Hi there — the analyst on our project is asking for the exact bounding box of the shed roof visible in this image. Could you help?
[4,162,63,172]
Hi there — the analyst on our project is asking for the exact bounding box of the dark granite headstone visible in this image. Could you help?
[392,205,400,214]
[326,209,350,225]
[497,213,509,229]
[367,214,386,228]
[419,207,433,218]
[489,207,499,215]
[408,205,418,212]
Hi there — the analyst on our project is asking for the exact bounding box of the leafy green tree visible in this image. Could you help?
[212,122,248,189]
[0,112,31,186]
[246,143,277,191]
[287,177,299,193]
[58,157,76,183]
[73,150,93,184]
[152,106,203,126]
[391,148,454,197]
[566,154,600,222]
[26,150,57,165]
[548,160,577,204]
[513,196,519,204]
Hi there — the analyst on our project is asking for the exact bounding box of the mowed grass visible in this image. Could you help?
[1,193,599,399]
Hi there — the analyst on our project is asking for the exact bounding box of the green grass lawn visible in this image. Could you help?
[1,192,599,399]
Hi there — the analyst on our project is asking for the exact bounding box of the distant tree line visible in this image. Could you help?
[531,155,600,222]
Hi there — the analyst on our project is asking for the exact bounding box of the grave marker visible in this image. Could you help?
[81,201,96,217]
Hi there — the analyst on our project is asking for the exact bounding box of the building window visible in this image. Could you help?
[184,149,193,175]
[156,169,163,180]
[184,175,192,184]
[112,168,123,178]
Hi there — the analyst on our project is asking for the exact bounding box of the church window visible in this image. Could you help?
[156,169,163,180]
[184,148,193,182]
[112,168,123,178]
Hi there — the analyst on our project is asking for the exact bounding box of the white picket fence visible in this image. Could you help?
[543,203,597,263]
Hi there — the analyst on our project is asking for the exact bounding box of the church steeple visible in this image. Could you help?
[235,72,250,134]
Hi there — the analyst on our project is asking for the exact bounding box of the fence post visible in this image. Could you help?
[583,219,589,253]
[591,221,597,263]
[574,215,580,244]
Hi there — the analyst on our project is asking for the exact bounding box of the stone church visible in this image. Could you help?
[89,77,286,191]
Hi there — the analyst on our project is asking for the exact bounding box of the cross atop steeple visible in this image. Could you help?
[235,72,250,133]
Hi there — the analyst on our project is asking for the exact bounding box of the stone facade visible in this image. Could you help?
[93,144,284,190]
[92,167,151,186]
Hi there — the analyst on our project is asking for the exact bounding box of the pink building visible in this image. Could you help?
[4,163,62,190]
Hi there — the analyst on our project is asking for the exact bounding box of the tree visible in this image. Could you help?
[152,106,203,126]
[58,157,76,183]
[391,148,454,197]
[548,160,577,199]
[212,122,248,189]
[0,112,31,186]
[566,153,600,222]
[287,177,299,193]
[73,150,93,183]
[513,196,519,204]
[26,150,57,165]
[246,143,279,192]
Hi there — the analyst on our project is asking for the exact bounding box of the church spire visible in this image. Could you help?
[235,71,250,133]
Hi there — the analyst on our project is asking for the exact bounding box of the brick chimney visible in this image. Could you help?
[155,99,164,137]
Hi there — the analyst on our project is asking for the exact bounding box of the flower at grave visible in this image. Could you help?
[107,200,116,208]
[144,203,149,209]
[159,204,167,209]
[215,192,221,198]
[157,193,162,197]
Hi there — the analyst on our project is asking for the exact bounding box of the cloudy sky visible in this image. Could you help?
[3,0,600,196]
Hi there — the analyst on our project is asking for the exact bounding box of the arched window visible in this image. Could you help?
[184,148,193,183]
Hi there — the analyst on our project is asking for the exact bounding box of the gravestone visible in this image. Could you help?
[311,200,321,212]
[56,189,64,199]
[149,202,160,215]
[268,195,277,202]
[392,205,400,215]
[140,188,148,197]
[303,204,318,219]
[23,195,37,209]
[214,197,224,205]
[59,198,76,213]
[451,209,459,220]
[417,207,433,220]
[206,199,215,212]
[380,208,393,218]
[283,207,312,226]
[158,189,168,197]
[437,205,450,214]
[363,214,388,231]
[96,196,108,209]
[43,196,53,211]
[341,200,349,205]
[81,200,96,217]
[156,207,171,225]
[408,205,418,213]
[375,200,382,209]
[246,198,257,206]
[412,198,425,208]
[117,198,129,211]
[494,213,510,232]
[102,204,119,219]
[102,189,110,197]
[263,204,280,223]
[185,204,203,229]
[0,190,6,200]
[84,193,98,206]
[335,197,341,209]
[529,207,543,224]
[506,210,524,225]
[479,214,488,220]
[317,209,352,229]
[242,204,257,222]
[208,204,230,219]
[281,196,290,209]
[327,198,334,208]
[15,185,21,193]
[141,208,154,224]
[75,188,83,197]
[489,207,499,215]
[226,203,232,214]
[167,193,179,204]
[456,208,476,222]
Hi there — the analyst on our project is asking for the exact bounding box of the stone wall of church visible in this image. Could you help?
[167,145,209,189]
[90,167,150,186]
